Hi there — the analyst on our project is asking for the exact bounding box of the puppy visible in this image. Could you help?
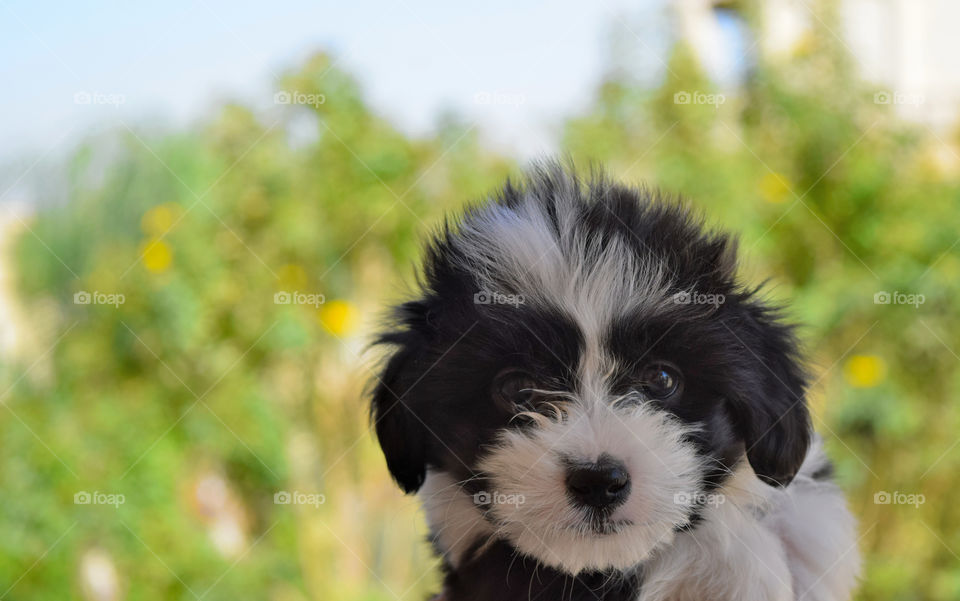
[369,164,860,600]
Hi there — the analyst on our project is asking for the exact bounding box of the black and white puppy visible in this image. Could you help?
[369,164,859,601]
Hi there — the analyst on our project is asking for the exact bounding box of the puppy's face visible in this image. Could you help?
[370,169,810,574]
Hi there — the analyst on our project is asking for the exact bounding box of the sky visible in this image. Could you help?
[0,0,677,169]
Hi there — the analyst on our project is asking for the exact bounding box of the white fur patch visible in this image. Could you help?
[419,471,496,567]
[766,439,862,600]
[639,462,795,601]
[640,439,861,601]
[476,401,704,574]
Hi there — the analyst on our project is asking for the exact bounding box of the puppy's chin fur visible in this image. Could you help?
[478,403,702,573]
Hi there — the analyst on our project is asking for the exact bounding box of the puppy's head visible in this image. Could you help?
[369,165,810,574]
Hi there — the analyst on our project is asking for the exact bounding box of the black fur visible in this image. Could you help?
[441,540,643,601]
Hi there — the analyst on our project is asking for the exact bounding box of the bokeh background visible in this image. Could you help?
[2,1,959,599]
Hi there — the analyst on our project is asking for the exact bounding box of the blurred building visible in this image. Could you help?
[677,0,960,130]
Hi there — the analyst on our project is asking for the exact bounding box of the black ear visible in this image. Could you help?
[731,300,811,487]
[370,305,432,494]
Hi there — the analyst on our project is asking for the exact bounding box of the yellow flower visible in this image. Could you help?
[140,239,173,273]
[759,172,792,204]
[319,300,359,336]
[141,203,183,236]
[844,355,886,388]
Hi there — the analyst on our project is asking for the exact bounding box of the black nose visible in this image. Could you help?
[565,456,631,509]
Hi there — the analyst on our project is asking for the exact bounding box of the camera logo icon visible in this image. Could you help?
[874,291,891,304]
[274,491,292,504]
[74,291,92,304]
[672,291,691,304]
[74,91,92,105]
[274,91,292,105]
[874,491,891,504]
[473,291,491,305]
[74,491,92,504]
[473,491,491,505]
[274,291,292,304]
[873,91,892,105]
[673,91,691,105]
[673,492,692,505]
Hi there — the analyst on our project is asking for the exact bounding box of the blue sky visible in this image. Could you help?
[0,0,676,164]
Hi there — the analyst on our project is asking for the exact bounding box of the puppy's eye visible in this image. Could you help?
[493,369,538,406]
[639,362,682,399]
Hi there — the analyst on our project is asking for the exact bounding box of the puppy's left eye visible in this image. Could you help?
[639,362,682,399]
[493,369,538,407]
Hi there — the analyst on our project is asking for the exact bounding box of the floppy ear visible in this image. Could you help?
[370,304,432,494]
[731,300,811,487]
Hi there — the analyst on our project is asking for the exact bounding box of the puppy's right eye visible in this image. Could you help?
[493,369,538,407]
[638,361,682,400]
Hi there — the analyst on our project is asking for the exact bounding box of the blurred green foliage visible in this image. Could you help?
[3,11,960,601]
